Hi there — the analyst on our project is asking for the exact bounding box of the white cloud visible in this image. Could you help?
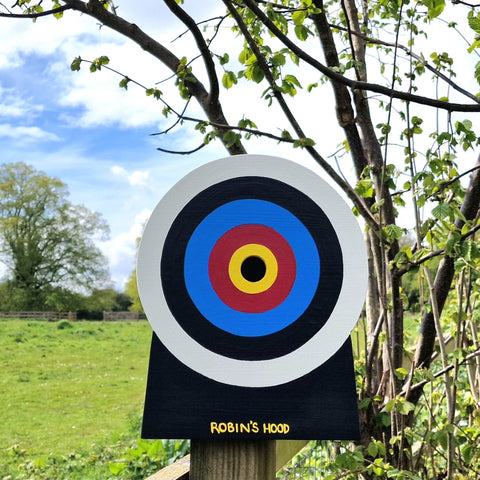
[0,85,44,119]
[111,165,127,176]
[0,123,59,141]
[128,170,150,187]
[111,165,150,187]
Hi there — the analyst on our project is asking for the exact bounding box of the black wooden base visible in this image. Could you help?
[142,333,359,440]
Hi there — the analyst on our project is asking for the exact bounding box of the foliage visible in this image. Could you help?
[108,437,189,480]
[0,162,110,310]
[0,282,133,316]
[5,435,189,480]
[3,0,480,478]
[124,269,144,313]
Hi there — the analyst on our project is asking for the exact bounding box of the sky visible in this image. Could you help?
[0,1,479,290]
[0,2,232,289]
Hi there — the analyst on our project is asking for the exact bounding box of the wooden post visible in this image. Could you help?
[189,440,276,480]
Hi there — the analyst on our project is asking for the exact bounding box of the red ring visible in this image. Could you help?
[208,224,296,313]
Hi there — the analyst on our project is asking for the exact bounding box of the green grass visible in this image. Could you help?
[0,319,154,478]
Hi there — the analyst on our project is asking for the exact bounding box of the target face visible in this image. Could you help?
[137,155,367,387]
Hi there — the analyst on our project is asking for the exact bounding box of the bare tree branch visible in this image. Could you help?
[163,0,220,104]
[328,21,480,104]
[157,143,207,155]
[237,0,480,112]
[61,0,247,155]
[402,348,480,395]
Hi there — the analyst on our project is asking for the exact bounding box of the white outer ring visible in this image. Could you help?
[137,155,367,387]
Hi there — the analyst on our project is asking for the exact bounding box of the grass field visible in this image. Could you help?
[0,319,156,479]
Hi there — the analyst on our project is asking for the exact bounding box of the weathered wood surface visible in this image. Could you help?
[189,440,276,480]
[146,454,190,480]
[102,311,146,321]
[0,311,76,320]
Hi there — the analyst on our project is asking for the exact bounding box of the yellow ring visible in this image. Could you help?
[228,244,278,294]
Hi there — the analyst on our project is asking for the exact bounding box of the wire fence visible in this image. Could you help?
[278,441,339,480]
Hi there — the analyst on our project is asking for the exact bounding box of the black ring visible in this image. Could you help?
[161,176,343,361]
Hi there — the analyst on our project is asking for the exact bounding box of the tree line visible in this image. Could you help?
[0,162,137,315]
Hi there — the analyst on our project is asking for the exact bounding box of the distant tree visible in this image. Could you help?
[114,291,132,311]
[0,162,110,310]
[44,287,86,312]
[83,288,118,312]
[82,287,133,312]
[124,269,143,313]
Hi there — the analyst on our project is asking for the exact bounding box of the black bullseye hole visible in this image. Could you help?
[241,256,266,282]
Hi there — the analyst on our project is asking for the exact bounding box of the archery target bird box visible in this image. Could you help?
[137,154,367,440]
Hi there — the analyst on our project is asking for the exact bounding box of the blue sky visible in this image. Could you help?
[1,1,479,289]
[0,3,233,288]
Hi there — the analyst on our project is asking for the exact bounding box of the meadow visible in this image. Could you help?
[0,319,187,479]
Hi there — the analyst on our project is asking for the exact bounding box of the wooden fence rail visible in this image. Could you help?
[102,311,147,321]
[0,311,148,321]
[0,311,77,320]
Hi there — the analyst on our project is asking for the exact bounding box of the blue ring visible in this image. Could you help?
[184,199,320,336]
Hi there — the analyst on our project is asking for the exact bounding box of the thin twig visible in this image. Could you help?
[328,21,480,104]
[0,4,71,17]
[157,143,207,155]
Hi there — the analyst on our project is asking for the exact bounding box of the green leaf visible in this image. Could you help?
[222,130,242,148]
[281,130,293,140]
[177,56,188,72]
[271,53,286,67]
[423,0,445,19]
[219,53,229,66]
[293,137,315,149]
[109,462,126,475]
[245,54,258,66]
[385,399,396,413]
[358,397,371,409]
[336,451,362,471]
[70,56,82,71]
[119,76,130,90]
[222,71,238,89]
[146,88,162,99]
[431,203,452,220]
[462,444,474,465]
[292,9,308,26]
[90,55,109,72]
[238,49,248,65]
[367,441,379,458]
[461,241,479,261]
[468,14,480,35]
[295,24,309,41]
[245,65,264,83]
[382,224,403,241]
[238,118,257,129]
[355,179,374,198]
[445,230,461,255]
[394,367,409,380]
[284,74,302,88]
